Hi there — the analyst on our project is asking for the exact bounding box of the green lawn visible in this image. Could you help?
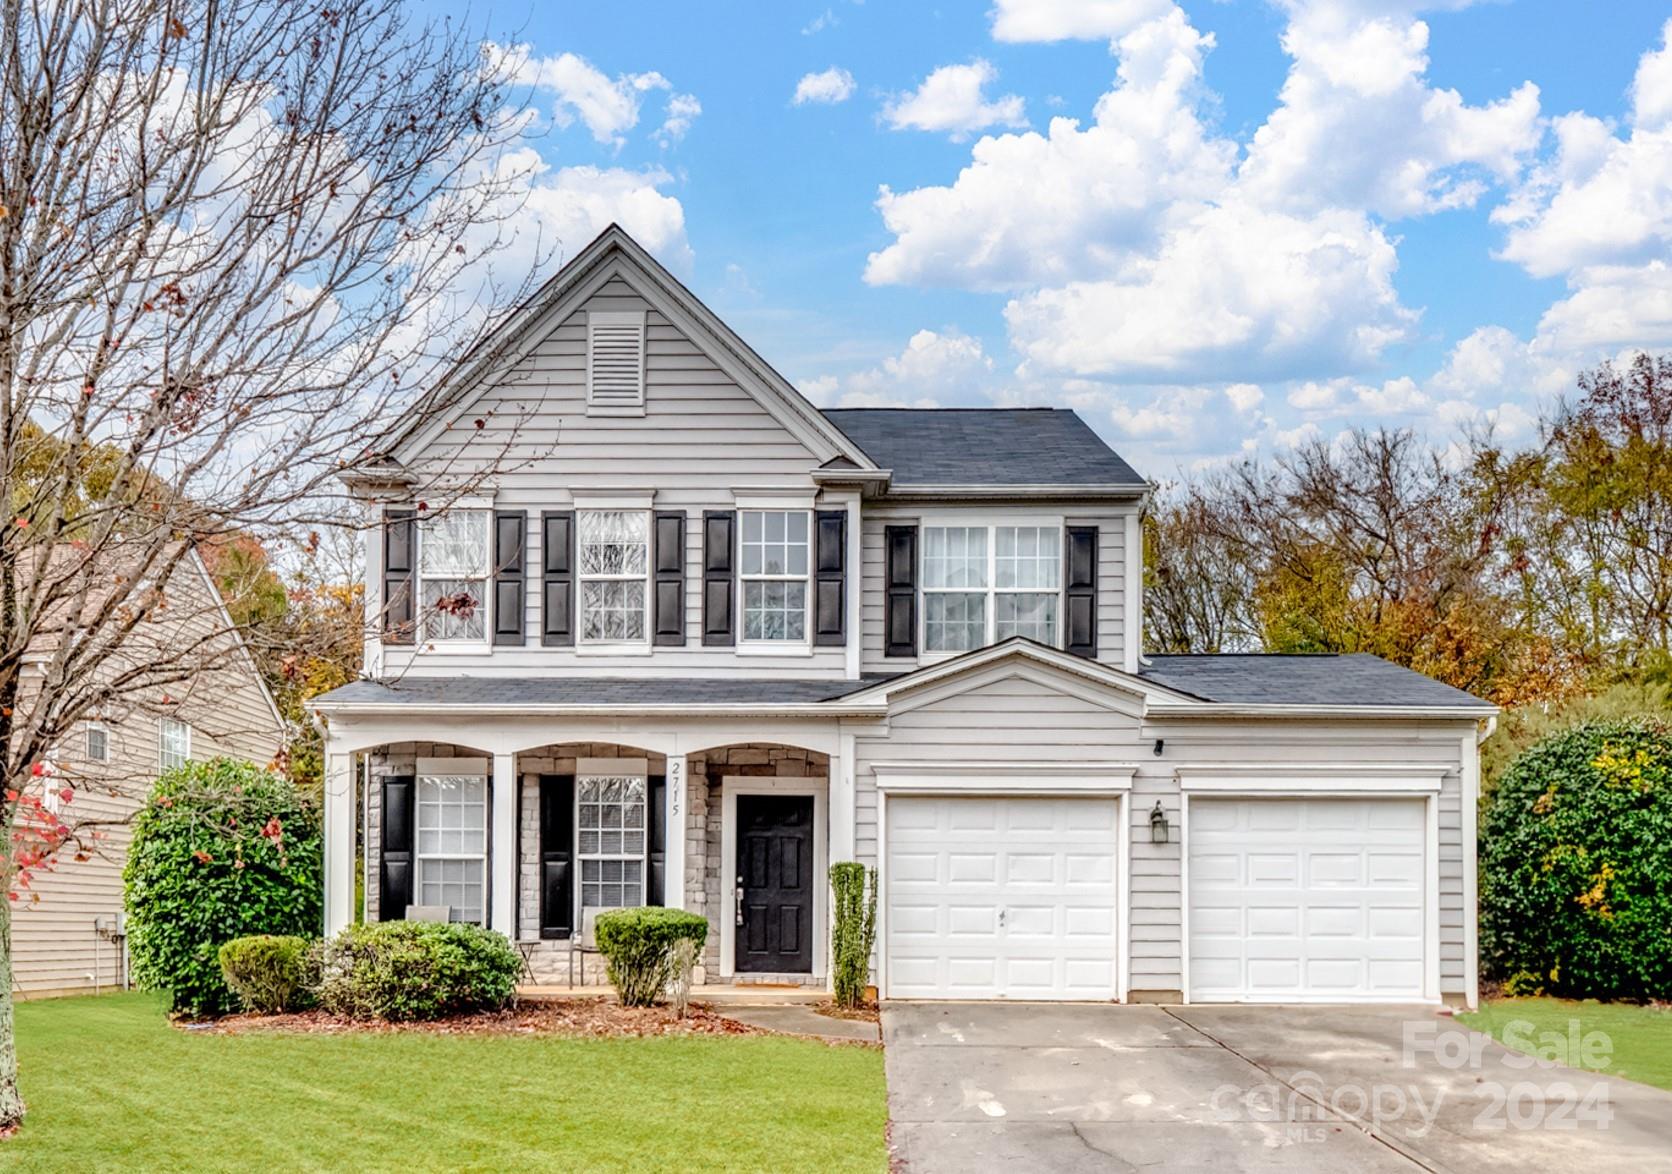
[5,992,886,1172]
[1460,998,1672,1092]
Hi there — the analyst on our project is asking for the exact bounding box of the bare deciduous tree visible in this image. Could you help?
[0,0,542,1128]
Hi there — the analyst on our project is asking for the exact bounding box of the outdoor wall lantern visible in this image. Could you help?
[1149,800,1170,844]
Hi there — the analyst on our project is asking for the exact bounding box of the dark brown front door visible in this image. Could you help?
[735,794,814,973]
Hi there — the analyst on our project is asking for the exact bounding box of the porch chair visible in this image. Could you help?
[568,908,605,988]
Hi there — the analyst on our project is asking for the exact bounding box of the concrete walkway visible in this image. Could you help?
[883,1002,1672,1173]
[722,1003,880,1043]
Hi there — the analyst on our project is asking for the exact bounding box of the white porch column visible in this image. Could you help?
[664,741,686,910]
[490,751,517,936]
[323,749,355,936]
[829,730,856,863]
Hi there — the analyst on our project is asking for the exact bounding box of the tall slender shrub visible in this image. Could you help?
[830,862,878,1009]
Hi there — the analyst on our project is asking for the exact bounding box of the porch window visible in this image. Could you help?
[418,509,490,642]
[740,510,809,642]
[577,775,645,909]
[159,717,191,771]
[416,773,487,923]
[922,524,1061,652]
[579,510,648,642]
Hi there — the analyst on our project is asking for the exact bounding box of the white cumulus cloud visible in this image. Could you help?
[989,0,1176,43]
[882,61,1027,140]
[490,44,696,149]
[794,67,857,106]
[802,329,994,407]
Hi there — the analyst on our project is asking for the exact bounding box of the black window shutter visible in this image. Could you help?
[541,511,576,646]
[653,512,686,646]
[647,774,667,906]
[814,509,846,646]
[884,524,918,658]
[702,510,735,646]
[539,775,576,939]
[493,511,526,646]
[379,775,415,920]
[382,509,415,644]
[1065,525,1099,657]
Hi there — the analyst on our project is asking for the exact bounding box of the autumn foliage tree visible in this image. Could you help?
[0,0,540,1130]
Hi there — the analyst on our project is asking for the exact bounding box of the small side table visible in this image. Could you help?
[515,941,539,984]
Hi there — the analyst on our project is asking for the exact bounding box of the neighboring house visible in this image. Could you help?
[14,548,286,998]
[312,225,1497,1006]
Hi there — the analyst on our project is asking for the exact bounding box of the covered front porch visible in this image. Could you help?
[316,711,867,989]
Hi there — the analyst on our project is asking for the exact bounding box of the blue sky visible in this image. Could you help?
[437,0,1672,477]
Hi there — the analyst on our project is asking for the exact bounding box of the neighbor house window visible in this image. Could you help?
[579,510,648,642]
[922,524,1061,653]
[740,510,809,642]
[86,723,110,764]
[416,773,487,923]
[159,718,191,771]
[418,509,490,642]
[577,775,646,909]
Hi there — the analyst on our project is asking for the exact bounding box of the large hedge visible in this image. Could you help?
[1480,718,1672,1000]
[124,758,323,1017]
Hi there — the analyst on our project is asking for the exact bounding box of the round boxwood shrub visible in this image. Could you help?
[317,921,521,1020]
[219,935,318,1014]
[124,758,322,1018]
[1480,718,1672,1000]
[594,907,709,1006]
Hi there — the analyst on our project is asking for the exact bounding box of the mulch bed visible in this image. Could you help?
[815,1002,880,1024]
[193,999,763,1039]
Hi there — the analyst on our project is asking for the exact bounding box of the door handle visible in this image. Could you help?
[998,907,1006,929]
[735,876,745,926]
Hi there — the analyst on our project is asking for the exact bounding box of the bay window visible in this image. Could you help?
[577,775,646,909]
[579,510,649,642]
[740,510,809,642]
[416,772,487,923]
[418,509,490,642]
[922,523,1061,652]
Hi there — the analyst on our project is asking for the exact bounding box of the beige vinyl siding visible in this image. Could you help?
[13,557,285,997]
[859,504,1132,674]
[383,271,849,678]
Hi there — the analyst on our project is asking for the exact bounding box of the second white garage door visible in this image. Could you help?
[885,795,1120,1000]
[1187,797,1429,1002]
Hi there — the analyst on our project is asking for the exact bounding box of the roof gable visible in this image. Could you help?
[378,225,875,470]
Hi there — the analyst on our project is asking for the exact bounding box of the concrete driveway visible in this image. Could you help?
[883,1002,1672,1172]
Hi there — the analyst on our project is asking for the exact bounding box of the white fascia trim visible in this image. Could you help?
[314,701,888,719]
[570,489,656,511]
[1177,763,1447,793]
[1147,702,1499,719]
[810,467,891,485]
[842,638,1203,708]
[417,755,489,775]
[731,487,819,510]
[880,484,1151,500]
[873,760,1137,794]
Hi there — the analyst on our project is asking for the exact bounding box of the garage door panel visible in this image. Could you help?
[1189,797,1428,1003]
[886,795,1120,1001]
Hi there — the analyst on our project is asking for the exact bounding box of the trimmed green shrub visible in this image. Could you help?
[1481,718,1672,1000]
[830,862,878,1009]
[124,758,322,1018]
[219,935,317,1014]
[317,921,521,1020]
[593,907,709,1007]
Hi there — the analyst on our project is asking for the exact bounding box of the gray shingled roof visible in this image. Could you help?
[314,675,897,708]
[1138,653,1491,709]
[821,408,1146,488]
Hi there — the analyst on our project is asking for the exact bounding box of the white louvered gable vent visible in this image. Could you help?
[587,310,646,412]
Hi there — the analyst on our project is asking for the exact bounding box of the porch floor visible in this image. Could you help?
[518,983,829,1005]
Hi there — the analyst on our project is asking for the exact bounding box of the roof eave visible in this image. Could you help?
[312,700,890,719]
[879,482,1153,502]
[1145,702,1499,720]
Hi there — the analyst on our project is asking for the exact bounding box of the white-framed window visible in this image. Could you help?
[922,523,1062,653]
[579,510,649,643]
[740,510,810,642]
[417,509,491,643]
[416,772,488,924]
[577,775,646,909]
[159,717,191,771]
[86,723,110,763]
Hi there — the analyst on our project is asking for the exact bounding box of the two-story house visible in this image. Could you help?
[312,226,1496,1006]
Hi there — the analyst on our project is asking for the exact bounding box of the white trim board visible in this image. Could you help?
[872,761,1137,795]
[1175,763,1447,793]
[717,776,829,984]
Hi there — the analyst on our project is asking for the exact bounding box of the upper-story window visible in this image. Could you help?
[580,510,649,642]
[159,717,191,771]
[922,523,1061,653]
[419,510,490,642]
[740,510,809,642]
[86,722,110,763]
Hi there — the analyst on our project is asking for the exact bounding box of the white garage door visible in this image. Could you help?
[1188,797,1428,1002]
[885,795,1119,1000]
